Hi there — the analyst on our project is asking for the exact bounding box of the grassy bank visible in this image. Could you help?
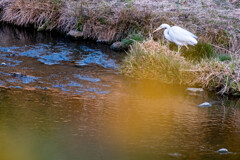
[121,40,240,95]
[0,0,239,52]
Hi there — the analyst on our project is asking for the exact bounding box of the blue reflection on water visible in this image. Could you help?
[75,75,100,82]
[75,46,118,69]
[0,41,116,95]
[0,43,118,68]
[0,46,22,66]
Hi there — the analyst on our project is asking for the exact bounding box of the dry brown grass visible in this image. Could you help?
[66,0,153,42]
[0,0,153,42]
[196,58,240,95]
[1,0,63,30]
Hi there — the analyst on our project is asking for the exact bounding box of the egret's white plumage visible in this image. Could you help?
[153,24,198,53]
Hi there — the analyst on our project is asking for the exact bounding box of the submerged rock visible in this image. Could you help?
[168,153,181,157]
[186,88,204,93]
[15,86,22,89]
[96,39,110,44]
[11,72,26,78]
[216,148,231,154]
[67,30,83,38]
[198,102,212,107]
[110,41,128,51]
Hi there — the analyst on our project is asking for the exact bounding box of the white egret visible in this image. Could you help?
[153,24,198,54]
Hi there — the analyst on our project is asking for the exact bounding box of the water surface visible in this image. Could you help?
[0,24,240,160]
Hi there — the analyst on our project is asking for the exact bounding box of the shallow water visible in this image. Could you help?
[0,25,240,160]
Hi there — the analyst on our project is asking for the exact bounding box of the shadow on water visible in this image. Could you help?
[0,24,240,160]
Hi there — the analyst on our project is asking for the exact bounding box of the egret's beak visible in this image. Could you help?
[153,27,162,33]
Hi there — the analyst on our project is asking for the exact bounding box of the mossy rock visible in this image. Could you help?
[110,41,128,51]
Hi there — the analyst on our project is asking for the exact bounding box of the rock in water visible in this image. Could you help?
[12,72,26,78]
[67,30,83,38]
[198,102,212,107]
[1,62,6,66]
[15,86,22,89]
[186,88,204,93]
[168,153,181,157]
[216,148,230,154]
[110,42,128,51]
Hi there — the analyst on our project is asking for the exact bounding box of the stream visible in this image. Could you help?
[0,24,240,160]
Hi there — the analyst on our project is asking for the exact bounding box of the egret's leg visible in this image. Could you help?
[185,45,189,50]
[177,46,181,54]
[166,41,170,47]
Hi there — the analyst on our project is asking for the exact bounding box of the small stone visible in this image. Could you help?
[198,102,212,107]
[35,86,41,89]
[67,30,83,38]
[186,88,204,93]
[110,41,128,51]
[44,87,49,90]
[1,62,6,66]
[96,39,109,44]
[216,148,229,154]
[12,72,26,78]
[15,86,22,89]
[168,153,181,157]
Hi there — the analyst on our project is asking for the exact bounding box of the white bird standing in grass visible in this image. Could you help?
[153,24,198,54]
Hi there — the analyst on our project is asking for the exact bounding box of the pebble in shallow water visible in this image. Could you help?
[1,62,6,66]
[168,153,181,157]
[12,72,26,78]
[216,148,231,154]
[186,88,204,93]
[198,102,212,107]
[15,86,22,89]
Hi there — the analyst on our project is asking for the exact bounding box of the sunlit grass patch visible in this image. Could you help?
[120,40,197,85]
[120,40,240,95]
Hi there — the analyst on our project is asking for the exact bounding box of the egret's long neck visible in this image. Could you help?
[164,24,170,30]
[164,28,172,42]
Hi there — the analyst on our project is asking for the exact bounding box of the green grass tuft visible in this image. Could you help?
[121,33,145,46]
[169,42,216,61]
[217,54,231,61]
[183,42,215,61]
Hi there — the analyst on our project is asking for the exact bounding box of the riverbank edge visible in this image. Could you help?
[0,1,239,51]
[0,0,239,96]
